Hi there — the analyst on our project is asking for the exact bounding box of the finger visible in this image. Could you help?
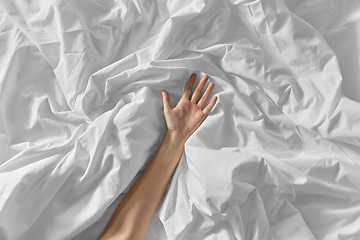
[203,96,218,115]
[183,73,197,99]
[162,90,172,113]
[198,81,214,109]
[191,74,209,103]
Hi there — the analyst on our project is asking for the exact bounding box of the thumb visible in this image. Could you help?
[162,90,172,113]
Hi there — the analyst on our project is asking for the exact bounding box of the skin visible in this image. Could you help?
[99,73,218,240]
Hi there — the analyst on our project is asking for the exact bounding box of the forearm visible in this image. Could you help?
[99,132,185,240]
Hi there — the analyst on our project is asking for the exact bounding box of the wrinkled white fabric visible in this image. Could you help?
[0,0,360,239]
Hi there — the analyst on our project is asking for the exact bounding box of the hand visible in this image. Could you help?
[161,73,218,145]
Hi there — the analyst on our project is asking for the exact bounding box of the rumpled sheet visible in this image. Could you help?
[1,0,360,239]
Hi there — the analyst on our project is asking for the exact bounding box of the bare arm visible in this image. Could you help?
[99,74,217,240]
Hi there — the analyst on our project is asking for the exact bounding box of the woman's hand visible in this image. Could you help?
[162,73,218,145]
[99,73,217,240]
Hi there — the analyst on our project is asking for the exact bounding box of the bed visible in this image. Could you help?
[1,0,360,239]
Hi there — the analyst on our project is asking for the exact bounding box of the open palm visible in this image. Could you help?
[161,74,218,144]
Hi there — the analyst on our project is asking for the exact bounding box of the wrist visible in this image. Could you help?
[152,131,184,172]
[165,131,186,148]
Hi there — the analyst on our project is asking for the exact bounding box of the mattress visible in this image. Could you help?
[0,0,360,239]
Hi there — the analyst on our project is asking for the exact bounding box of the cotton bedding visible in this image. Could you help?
[1,0,360,239]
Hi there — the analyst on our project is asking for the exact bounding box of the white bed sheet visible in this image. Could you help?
[0,0,360,239]
[285,0,360,103]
